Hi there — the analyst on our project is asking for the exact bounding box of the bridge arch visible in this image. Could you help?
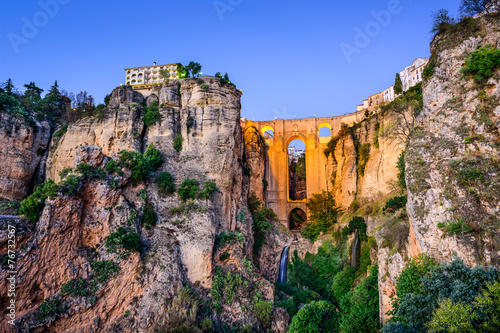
[288,207,307,230]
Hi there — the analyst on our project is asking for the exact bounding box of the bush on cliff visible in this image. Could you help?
[19,179,59,222]
[143,100,161,126]
[118,145,162,184]
[247,193,277,255]
[461,45,500,83]
[105,227,141,253]
[178,179,200,201]
[156,171,175,195]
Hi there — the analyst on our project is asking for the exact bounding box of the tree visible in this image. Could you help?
[431,9,454,36]
[459,0,492,16]
[159,69,170,81]
[104,93,111,106]
[394,73,403,94]
[288,300,339,333]
[187,61,202,77]
[23,82,44,98]
[2,78,14,95]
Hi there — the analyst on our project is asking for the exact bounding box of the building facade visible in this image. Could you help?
[399,57,429,91]
[124,62,180,89]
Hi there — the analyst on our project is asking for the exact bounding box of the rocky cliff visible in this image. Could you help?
[1,79,288,333]
[407,13,500,267]
[0,113,51,201]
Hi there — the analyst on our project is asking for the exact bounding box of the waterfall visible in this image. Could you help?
[351,229,359,269]
[278,246,290,283]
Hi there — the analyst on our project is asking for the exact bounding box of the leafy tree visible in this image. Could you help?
[331,266,356,304]
[431,9,454,36]
[159,69,171,81]
[340,266,381,333]
[104,93,111,106]
[178,179,200,201]
[288,300,339,333]
[254,301,273,328]
[386,259,498,333]
[394,73,403,94]
[473,281,500,332]
[59,174,81,196]
[426,299,475,333]
[459,0,492,16]
[186,61,202,77]
[302,191,338,242]
[156,171,175,195]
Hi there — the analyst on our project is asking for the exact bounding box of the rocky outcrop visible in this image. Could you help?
[328,114,404,209]
[1,78,289,332]
[0,113,51,201]
[407,13,500,266]
[46,85,145,183]
[243,121,267,202]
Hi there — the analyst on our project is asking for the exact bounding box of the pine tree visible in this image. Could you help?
[394,73,403,94]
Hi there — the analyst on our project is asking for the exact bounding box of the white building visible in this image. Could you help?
[124,62,180,87]
[399,57,429,91]
[383,85,395,102]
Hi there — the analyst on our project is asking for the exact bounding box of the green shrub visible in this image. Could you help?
[200,83,209,91]
[178,179,199,201]
[91,260,120,284]
[59,174,81,196]
[201,318,214,331]
[59,167,73,179]
[219,252,230,261]
[383,196,407,213]
[105,159,123,176]
[143,101,161,126]
[437,218,473,235]
[331,267,356,304]
[339,266,381,333]
[187,116,195,133]
[461,45,500,84]
[144,144,163,170]
[105,227,141,253]
[19,179,59,222]
[174,133,183,152]
[288,300,339,333]
[36,297,66,321]
[199,180,218,199]
[342,216,368,242]
[356,143,371,176]
[249,194,277,255]
[118,150,148,183]
[397,150,406,190]
[76,163,106,180]
[61,278,90,297]
[423,61,436,79]
[254,301,273,327]
[157,171,175,195]
[143,202,158,229]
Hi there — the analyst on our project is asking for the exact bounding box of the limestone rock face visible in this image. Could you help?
[243,121,267,202]
[407,15,500,266]
[0,113,51,201]
[46,85,145,183]
[2,78,281,332]
[329,115,404,209]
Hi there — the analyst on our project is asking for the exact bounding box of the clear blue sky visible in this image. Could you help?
[1,0,460,121]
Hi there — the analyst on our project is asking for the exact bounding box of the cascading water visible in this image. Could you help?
[278,246,290,283]
[351,229,359,269]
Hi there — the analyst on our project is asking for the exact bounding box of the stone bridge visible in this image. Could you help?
[245,111,364,229]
